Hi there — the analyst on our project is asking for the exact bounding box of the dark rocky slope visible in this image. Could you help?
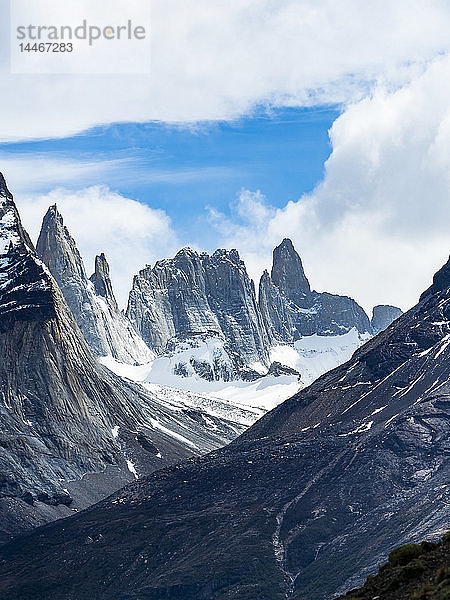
[0,175,243,545]
[0,246,448,599]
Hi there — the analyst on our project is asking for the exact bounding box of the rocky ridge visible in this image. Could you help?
[126,238,401,382]
[126,246,270,378]
[34,203,401,385]
[259,238,373,343]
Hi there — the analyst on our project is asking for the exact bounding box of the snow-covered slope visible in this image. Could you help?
[100,329,370,426]
[270,328,371,385]
[102,352,302,424]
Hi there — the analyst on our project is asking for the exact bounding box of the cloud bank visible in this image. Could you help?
[210,55,450,313]
[2,0,450,139]
[2,1,450,314]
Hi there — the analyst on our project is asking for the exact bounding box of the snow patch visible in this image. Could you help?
[435,334,450,359]
[370,405,387,416]
[339,420,373,437]
[149,417,198,449]
[271,329,369,386]
[126,460,138,479]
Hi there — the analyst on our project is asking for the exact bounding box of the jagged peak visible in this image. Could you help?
[0,179,55,330]
[278,237,296,251]
[175,246,198,258]
[89,253,118,311]
[210,248,241,262]
[271,237,311,299]
[39,205,76,251]
[0,172,13,200]
[41,204,65,230]
[37,206,87,281]
[259,269,273,290]
[147,247,245,274]
[0,174,34,254]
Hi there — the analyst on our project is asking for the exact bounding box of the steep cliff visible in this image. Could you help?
[36,206,153,365]
[127,247,270,378]
[259,238,372,343]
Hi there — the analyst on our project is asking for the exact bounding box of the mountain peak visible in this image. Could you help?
[89,253,118,311]
[210,248,242,265]
[271,237,311,300]
[0,173,13,200]
[41,204,65,231]
[37,205,86,281]
[176,246,197,258]
[279,237,295,251]
[0,189,54,333]
[371,304,403,333]
[0,174,34,256]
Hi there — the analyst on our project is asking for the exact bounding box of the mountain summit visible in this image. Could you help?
[36,205,153,365]
[260,237,372,343]
[126,245,270,378]
[271,238,311,301]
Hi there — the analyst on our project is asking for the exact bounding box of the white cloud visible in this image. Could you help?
[0,154,132,193]
[0,153,237,193]
[16,185,178,307]
[2,0,450,139]
[210,55,450,314]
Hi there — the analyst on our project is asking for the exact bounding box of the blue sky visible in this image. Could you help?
[0,106,338,247]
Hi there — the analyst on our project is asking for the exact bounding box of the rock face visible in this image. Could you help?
[127,247,270,376]
[3,253,449,600]
[126,240,379,382]
[371,304,403,333]
[0,176,243,545]
[271,237,311,302]
[259,238,372,343]
[36,206,153,365]
[89,252,118,311]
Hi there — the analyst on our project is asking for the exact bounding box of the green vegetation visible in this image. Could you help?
[339,531,450,600]
[389,544,424,566]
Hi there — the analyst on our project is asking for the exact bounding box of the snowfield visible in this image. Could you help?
[271,328,371,386]
[100,328,368,428]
